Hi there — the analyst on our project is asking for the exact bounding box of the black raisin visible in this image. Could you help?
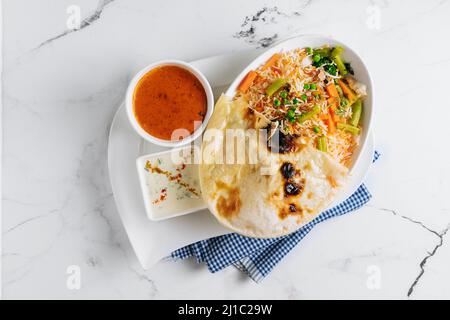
[280,162,295,179]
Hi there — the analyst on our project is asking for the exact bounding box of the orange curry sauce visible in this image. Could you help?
[133,65,207,141]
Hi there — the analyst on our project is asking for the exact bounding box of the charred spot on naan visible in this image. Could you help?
[280,162,295,179]
[326,175,338,188]
[284,181,305,196]
[266,129,299,154]
[280,162,305,197]
[215,181,242,219]
[278,203,304,219]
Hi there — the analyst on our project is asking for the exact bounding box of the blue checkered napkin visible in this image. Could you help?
[171,151,380,282]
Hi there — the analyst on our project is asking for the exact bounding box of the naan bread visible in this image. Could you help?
[199,95,348,238]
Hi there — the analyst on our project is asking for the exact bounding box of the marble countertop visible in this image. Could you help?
[3,0,450,299]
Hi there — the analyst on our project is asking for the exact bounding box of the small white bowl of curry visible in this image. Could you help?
[126,60,214,147]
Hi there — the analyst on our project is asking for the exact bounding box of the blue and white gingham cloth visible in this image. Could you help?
[171,151,381,282]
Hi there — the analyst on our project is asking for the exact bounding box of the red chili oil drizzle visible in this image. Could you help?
[145,161,200,204]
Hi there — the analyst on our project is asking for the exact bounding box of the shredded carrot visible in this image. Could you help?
[322,105,336,133]
[271,66,282,76]
[237,70,257,93]
[338,79,356,102]
[326,83,339,98]
[327,97,338,109]
[262,53,281,71]
[327,97,339,123]
[327,175,338,188]
[326,113,336,133]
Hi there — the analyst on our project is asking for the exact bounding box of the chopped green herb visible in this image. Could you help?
[313,54,321,63]
[334,107,346,116]
[292,97,299,105]
[301,94,308,102]
[313,126,320,134]
[303,83,310,90]
[310,83,317,90]
[287,109,295,118]
[279,91,288,99]
[306,47,313,55]
[274,98,281,107]
[325,64,337,76]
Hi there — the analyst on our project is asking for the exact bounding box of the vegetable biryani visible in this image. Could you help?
[235,45,367,167]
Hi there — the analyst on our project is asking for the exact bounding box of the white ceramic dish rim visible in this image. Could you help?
[224,35,374,174]
[125,59,214,147]
[136,147,207,221]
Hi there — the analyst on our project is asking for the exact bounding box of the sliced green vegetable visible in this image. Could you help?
[314,47,331,58]
[297,105,320,124]
[331,46,344,56]
[301,94,308,102]
[337,122,360,135]
[306,47,313,55]
[350,99,362,126]
[266,78,286,96]
[292,97,299,105]
[303,83,310,90]
[310,83,317,90]
[336,85,344,97]
[279,90,288,99]
[331,46,348,75]
[317,136,327,152]
[313,54,321,63]
[313,126,320,134]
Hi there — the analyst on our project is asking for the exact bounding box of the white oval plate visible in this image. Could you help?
[108,44,374,268]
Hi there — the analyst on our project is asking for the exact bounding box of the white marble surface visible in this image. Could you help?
[2,0,450,299]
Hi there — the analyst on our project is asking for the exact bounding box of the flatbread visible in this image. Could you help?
[199,95,348,238]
